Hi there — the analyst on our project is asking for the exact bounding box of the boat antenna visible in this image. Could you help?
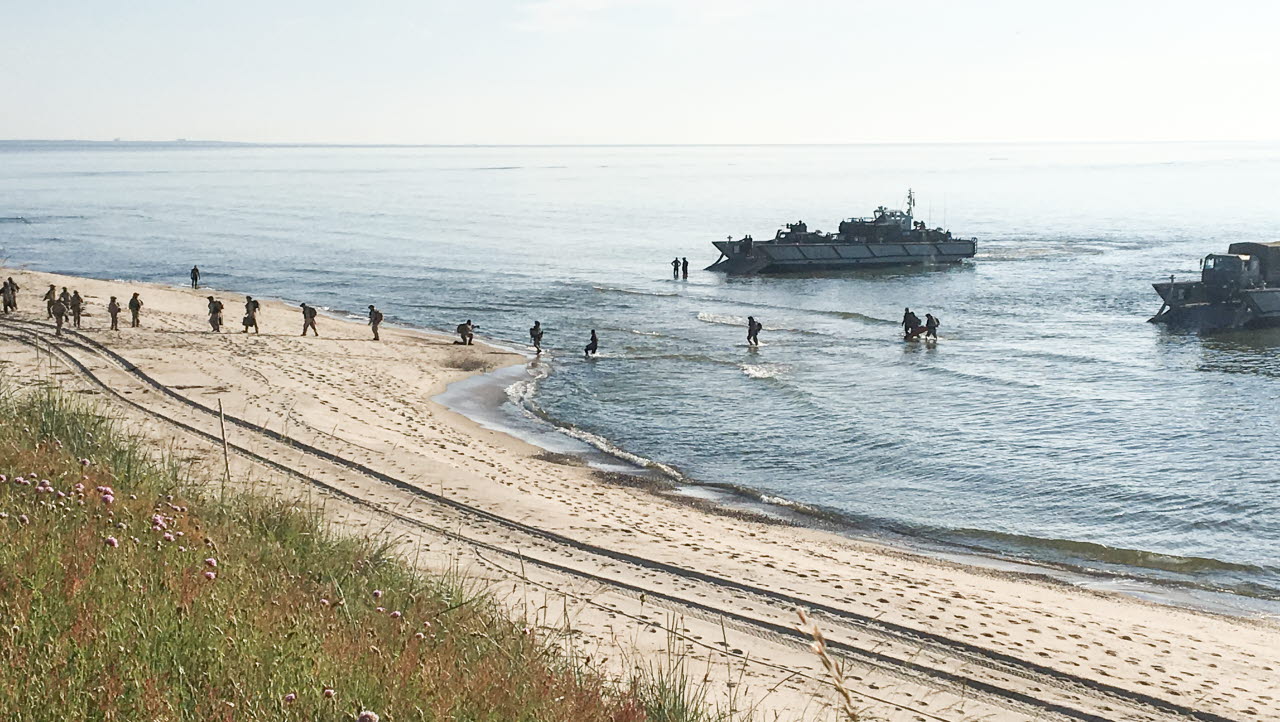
[907,188,915,216]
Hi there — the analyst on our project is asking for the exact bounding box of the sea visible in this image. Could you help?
[3,140,1279,615]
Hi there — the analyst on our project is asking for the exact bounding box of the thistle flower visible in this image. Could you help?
[203,571,216,581]
[283,693,296,704]
[358,712,379,722]
[375,607,385,614]
[204,558,217,568]
[389,610,402,619]
[414,632,425,640]
[102,494,115,505]
[17,514,28,524]
[162,532,175,542]
[319,598,331,607]
[372,589,383,599]
[323,687,335,699]
[104,536,119,548]
[80,458,90,467]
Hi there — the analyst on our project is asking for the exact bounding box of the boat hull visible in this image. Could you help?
[706,240,977,275]
[1150,283,1280,331]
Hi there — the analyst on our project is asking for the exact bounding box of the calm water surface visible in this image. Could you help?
[3,141,1279,606]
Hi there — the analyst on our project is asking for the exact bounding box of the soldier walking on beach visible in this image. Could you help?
[584,329,598,358]
[128,292,143,328]
[671,257,680,278]
[1,279,15,314]
[242,296,261,334]
[190,265,201,289]
[207,296,224,332]
[368,304,383,341]
[50,298,68,336]
[43,284,56,318]
[747,316,762,346]
[69,291,84,329]
[300,303,319,336]
[456,320,475,345]
[3,277,19,312]
[681,257,689,279]
[107,296,121,330]
[58,287,71,308]
[529,320,544,353]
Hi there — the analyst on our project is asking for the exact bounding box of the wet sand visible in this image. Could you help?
[1,266,1277,721]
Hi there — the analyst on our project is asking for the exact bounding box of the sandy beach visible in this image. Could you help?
[1,266,1277,721]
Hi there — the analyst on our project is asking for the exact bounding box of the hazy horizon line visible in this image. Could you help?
[3,138,1277,149]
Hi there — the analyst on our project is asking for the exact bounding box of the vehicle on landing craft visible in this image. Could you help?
[706,190,977,275]
[1150,242,1280,332]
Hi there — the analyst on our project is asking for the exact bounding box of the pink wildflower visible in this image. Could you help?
[204,558,217,568]
[375,606,385,614]
[390,610,402,619]
[101,494,115,505]
[414,632,425,640]
[203,571,216,581]
[162,532,175,542]
[17,514,28,524]
[320,598,331,606]
[283,693,296,704]
[104,536,119,548]
[358,712,379,722]
[323,687,335,699]
[80,458,90,467]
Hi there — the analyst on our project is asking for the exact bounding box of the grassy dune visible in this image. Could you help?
[0,382,721,721]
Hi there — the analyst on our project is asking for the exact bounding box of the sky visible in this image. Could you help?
[3,0,1278,144]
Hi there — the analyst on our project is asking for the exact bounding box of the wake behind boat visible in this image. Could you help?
[706,190,977,275]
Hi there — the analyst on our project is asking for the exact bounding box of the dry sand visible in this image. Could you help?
[1,267,1277,721]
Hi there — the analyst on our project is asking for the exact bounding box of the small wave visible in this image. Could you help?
[555,424,684,480]
[593,285,678,298]
[741,363,789,380]
[696,311,748,327]
[951,528,1262,575]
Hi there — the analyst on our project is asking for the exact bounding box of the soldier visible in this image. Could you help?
[529,320,544,353]
[456,320,475,345]
[43,284,56,318]
[368,305,383,341]
[69,291,84,328]
[584,329,598,359]
[58,287,71,307]
[107,296,121,330]
[242,296,261,334]
[190,265,201,289]
[671,257,680,278]
[3,277,18,312]
[747,316,762,346]
[300,303,319,336]
[681,257,689,279]
[207,296,224,332]
[128,292,143,327]
[924,313,940,340]
[1,279,14,314]
[50,298,68,336]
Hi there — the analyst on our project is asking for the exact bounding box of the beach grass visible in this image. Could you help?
[0,380,732,721]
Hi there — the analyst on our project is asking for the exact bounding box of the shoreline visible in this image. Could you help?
[436,349,1280,620]
[3,264,1280,720]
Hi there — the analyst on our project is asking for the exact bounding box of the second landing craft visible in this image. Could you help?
[706,190,977,276]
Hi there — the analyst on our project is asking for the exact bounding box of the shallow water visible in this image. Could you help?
[3,140,1279,604]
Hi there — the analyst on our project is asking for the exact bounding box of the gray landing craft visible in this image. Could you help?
[706,191,976,275]
[1150,242,1280,331]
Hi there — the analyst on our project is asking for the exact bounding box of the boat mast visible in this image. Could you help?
[906,188,915,223]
